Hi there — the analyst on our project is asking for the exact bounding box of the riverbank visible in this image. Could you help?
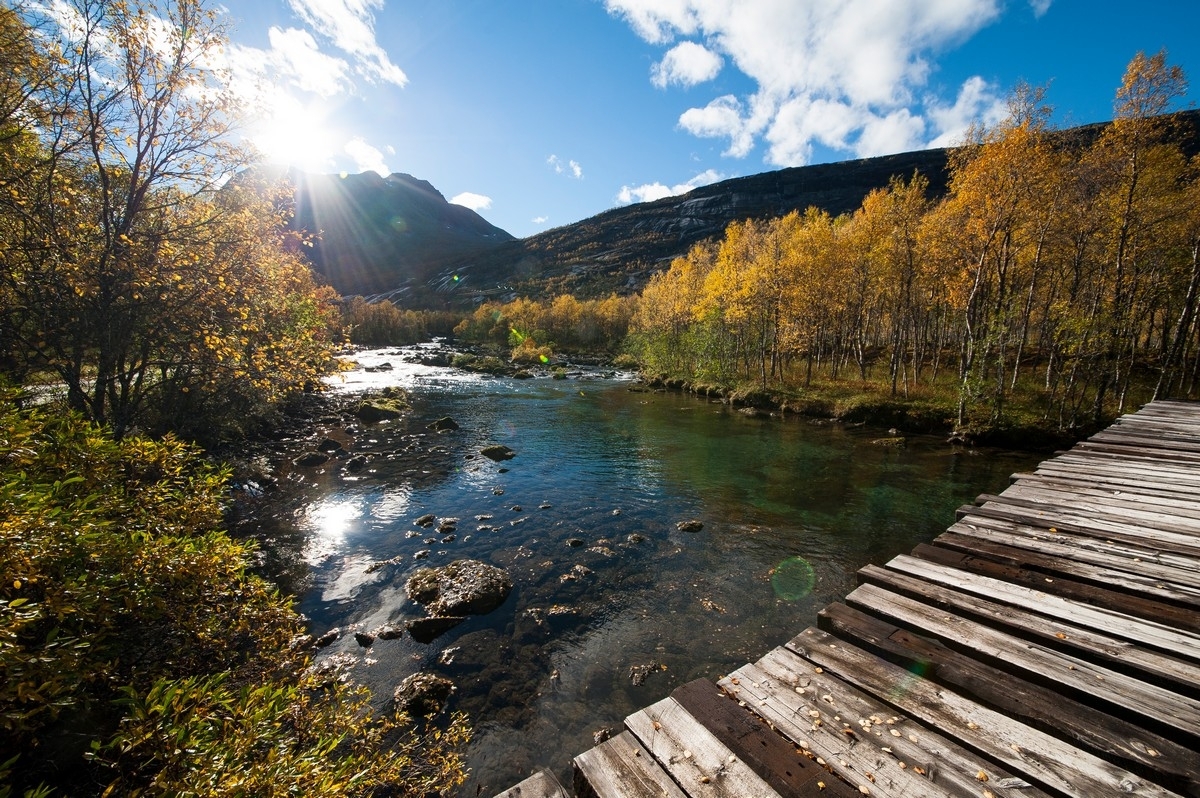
[637,372,1091,453]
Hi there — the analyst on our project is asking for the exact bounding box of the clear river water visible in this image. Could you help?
[249,345,1041,795]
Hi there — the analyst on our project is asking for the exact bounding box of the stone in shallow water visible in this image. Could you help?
[405,559,513,616]
[481,444,516,461]
[393,672,455,717]
[406,615,467,643]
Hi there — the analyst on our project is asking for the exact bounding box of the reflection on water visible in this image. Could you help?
[258,347,1040,794]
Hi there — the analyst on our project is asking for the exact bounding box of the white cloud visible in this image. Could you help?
[926,75,1007,148]
[606,0,1006,164]
[652,41,723,88]
[286,0,407,86]
[547,154,584,178]
[1029,0,1052,18]
[345,137,389,175]
[679,95,756,157]
[450,192,493,211]
[616,168,724,205]
[532,215,549,224]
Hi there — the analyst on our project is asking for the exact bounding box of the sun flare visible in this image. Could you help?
[247,96,338,172]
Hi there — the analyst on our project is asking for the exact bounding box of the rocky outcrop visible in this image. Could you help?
[406,559,513,617]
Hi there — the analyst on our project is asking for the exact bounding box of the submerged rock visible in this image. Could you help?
[293,451,329,467]
[406,615,468,643]
[405,559,513,617]
[394,672,455,717]
[481,444,516,461]
[371,623,404,640]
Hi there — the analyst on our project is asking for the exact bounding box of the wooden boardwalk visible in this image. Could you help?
[495,400,1200,798]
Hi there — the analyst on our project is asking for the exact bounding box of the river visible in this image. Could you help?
[246,345,1040,794]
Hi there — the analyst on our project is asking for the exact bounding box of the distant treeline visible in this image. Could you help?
[629,53,1200,432]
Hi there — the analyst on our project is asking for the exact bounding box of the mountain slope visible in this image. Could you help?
[286,110,1200,306]
[288,170,515,297]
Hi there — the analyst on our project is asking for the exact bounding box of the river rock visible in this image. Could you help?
[293,451,329,467]
[393,672,455,717]
[406,615,468,643]
[371,623,404,640]
[481,444,516,461]
[405,559,514,616]
[353,391,408,422]
[415,513,436,527]
[313,628,339,648]
[428,416,459,431]
[354,630,376,647]
[317,437,345,453]
[676,519,704,533]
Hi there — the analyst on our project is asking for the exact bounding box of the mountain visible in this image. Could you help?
[286,111,1200,306]
[294,147,956,305]
[285,170,515,297]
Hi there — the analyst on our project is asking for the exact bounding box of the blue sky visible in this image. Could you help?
[221,1,1200,238]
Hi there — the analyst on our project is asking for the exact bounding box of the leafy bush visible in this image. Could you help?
[0,393,468,796]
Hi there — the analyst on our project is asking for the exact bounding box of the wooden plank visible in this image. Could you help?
[1089,430,1200,452]
[857,564,1200,697]
[1048,454,1200,483]
[492,769,569,798]
[573,731,689,798]
[1035,457,1200,485]
[958,502,1200,558]
[817,602,1200,796]
[624,696,783,798]
[883,554,1200,661]
[787,628,1187,798]
[978,487,1200,528]
[845,580,1200,741]
[1008,470,1200,501]
[1071,441,1200,464]
[913,540,1200,633]
[1001,480,1200,520]
[668,679,857,798]
[721,657,1010,798]
[945,516,1200,599]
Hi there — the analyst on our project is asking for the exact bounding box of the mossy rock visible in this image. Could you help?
[352,397,407,422]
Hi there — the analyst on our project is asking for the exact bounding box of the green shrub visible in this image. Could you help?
[0,392,468,796]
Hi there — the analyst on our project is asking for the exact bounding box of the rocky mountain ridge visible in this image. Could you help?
[284,110,1200,305]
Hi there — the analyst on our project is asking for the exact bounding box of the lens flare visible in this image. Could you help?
[771,556,816,600]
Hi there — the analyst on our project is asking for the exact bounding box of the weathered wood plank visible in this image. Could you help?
[668,679,857,798]
[976,488,1200,528]
[958,502,1200,558]
[625,696,782,798]
[913,540,1200,633]
[817,602,1200,796]
[845,580,1200,741]
[1048,454,1200,483]
[1008,470,1200,501]
[856,564,1200,697]
[492,769,569,798]
[788,628,1187,798]
[721,657,1009,798]
[883,554,1200,660]
[1001,480,1200,520]
[945,516,1200,598]
[573,731,689,798]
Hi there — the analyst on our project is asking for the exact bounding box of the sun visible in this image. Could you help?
[247,95,338,172]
